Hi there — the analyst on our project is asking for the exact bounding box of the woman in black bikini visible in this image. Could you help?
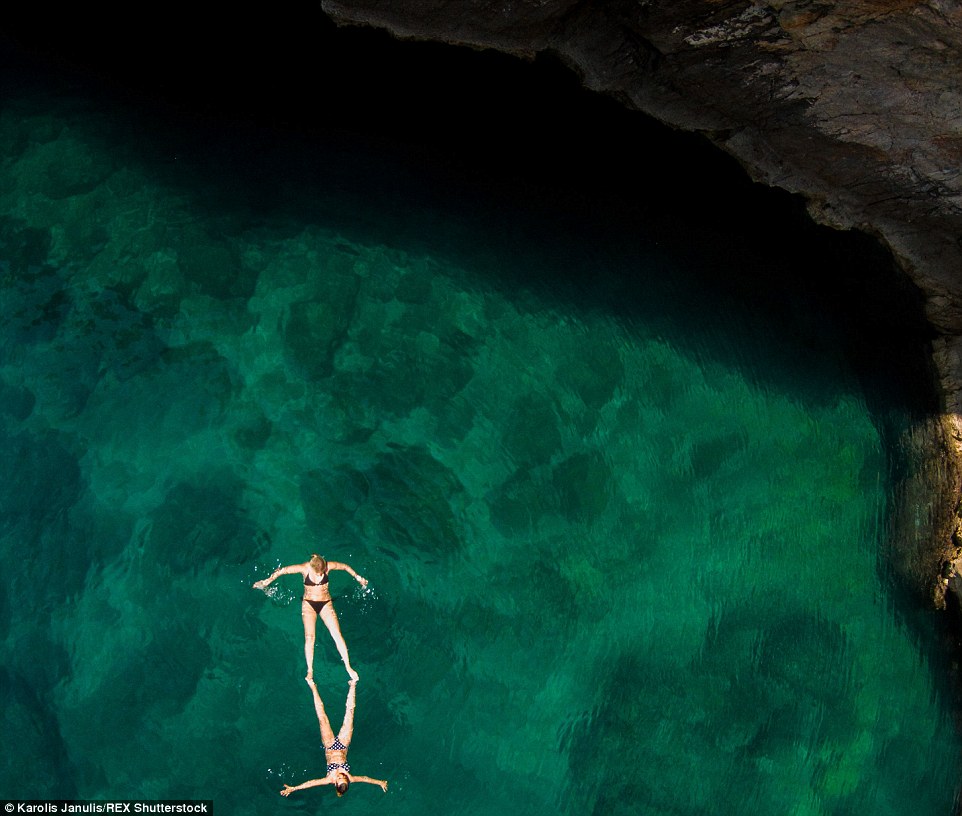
[279,677,388,798]
[253,554,366,681]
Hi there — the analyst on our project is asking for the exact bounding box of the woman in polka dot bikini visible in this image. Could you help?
[280,677,389,798]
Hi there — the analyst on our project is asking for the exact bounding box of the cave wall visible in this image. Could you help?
[320,0,962,600]
[319,0,962,365]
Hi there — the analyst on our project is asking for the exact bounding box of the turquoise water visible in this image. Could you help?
[2,35,961,816]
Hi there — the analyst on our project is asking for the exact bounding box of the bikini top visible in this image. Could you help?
[326,737,349,774]
[304,571,329,587]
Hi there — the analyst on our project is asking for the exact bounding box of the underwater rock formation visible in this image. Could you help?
[320,0,962,602]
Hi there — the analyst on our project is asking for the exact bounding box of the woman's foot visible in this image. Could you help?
[347,666,359,682]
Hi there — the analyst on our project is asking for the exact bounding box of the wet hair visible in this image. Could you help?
[335,778,350,797]
[309,554,327,573]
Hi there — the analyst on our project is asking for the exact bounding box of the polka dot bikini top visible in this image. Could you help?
[326,737,349,774]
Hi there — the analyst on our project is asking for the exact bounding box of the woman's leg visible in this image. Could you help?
[301,601,317,681]
[320,603,359,681]
[337,680,357,746]
[307,678,336,747]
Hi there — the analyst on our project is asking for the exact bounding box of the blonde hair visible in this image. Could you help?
[309,554,327,573]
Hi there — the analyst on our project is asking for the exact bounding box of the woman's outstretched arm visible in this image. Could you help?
[253,563,304,590]
[327,561,368,587]
[280,778,330,797]
[350,775,388,792]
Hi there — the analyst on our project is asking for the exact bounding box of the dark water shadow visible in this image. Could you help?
[1,5,938,420]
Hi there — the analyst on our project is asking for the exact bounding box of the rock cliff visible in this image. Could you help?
[321,0,962,603]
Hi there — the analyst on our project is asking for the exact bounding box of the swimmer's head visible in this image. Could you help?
[309,554,327,573]
[335,775,350,797]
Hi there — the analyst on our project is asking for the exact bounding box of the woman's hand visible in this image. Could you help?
[253,579,268,590]
[378,780,388,792]
[280,785,296,797]
[356,574,368,587]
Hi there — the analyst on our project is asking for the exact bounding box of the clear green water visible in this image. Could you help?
[2,52,961,816]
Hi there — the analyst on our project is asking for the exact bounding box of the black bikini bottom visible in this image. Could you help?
[304,598,330,614]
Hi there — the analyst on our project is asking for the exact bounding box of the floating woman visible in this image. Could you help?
[280,677,389,798]
[253,554,366,681]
